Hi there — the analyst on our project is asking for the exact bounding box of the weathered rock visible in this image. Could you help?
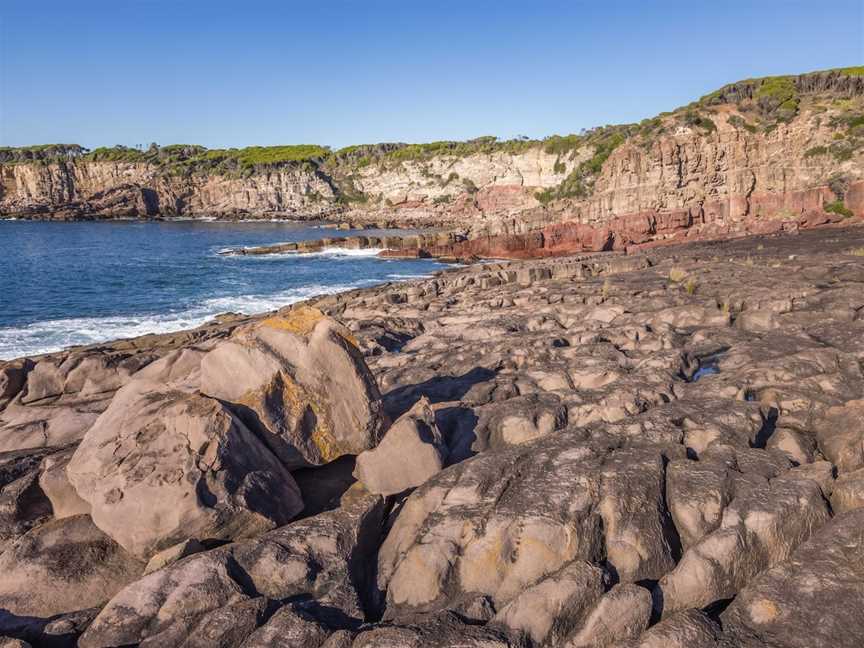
[620,609,721,648]
[178,598,276,648]
[656,476,830,615]
[666,458,732,550]
[598,448,679,583]
[67,379,303,559]
[354,397,447,496]
[720,508,864,648]
[814,399,864,474]
[0,515,144,618]
[38,446,90,519]
[491,561,606,645]
[200,309,385,469]
[238,602,337,648]
[144,538,206,575]
[0,466,52,547]
[378,435,605,619]
[564,583,652,647]
[78,486,383,648]
[351,611,521,648]
[0,360,31,408]
[829,467,864,513]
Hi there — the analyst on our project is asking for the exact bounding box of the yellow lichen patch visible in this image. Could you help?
[261,306,326,337]
[748,598,781,624]
[279,371,343,462]
[310,423,343,463]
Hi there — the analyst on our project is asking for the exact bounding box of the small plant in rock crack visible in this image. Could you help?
[601,279,611,298]
[849,247,864,256]
[685,278,699,295]
[668,267,688,283]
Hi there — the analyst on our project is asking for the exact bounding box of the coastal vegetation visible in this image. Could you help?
[1,66,861,211]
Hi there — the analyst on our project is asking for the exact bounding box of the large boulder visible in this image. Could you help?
[0,515,144,618]
[38,445,91,519]
[66,379,303,559]
[78,485,384,648]
[619,609,720,648]
[491,561,606,645]
[354,397,447,496]
[0,449,55,547]
[830,467,864,513]
[377,434,608,619]
[656,476,830,615]
[200,308,386,469]
[815,399,864,473]
[597,448,679,583]
[721,508,864,648]
[565,583,653,648]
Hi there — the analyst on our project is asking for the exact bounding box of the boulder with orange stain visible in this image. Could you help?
[200,306,386,469]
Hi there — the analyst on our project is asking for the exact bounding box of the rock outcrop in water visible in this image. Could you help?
[3,68,864,252]
[0,226,863,646]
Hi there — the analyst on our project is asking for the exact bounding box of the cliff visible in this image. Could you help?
[2,68,863,242]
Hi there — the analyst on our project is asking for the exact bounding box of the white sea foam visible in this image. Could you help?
[0,281,377,360]
[223,247,386,260]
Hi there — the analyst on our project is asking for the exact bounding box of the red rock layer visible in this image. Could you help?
[422,184,864,259]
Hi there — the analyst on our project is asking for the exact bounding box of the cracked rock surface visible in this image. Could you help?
[0,226,863,646]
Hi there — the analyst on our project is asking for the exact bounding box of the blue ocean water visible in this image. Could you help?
[0,220,442,360]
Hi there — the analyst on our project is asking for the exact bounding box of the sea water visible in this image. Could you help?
[0,220,442,359]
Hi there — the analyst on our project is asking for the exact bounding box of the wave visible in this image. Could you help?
[0,281,380,360]
[222,247,386,259]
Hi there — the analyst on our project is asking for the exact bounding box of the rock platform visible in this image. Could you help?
[1,226,864,647]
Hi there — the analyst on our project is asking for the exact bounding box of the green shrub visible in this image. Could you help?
[804,146,828,158]
[824,200,854,218]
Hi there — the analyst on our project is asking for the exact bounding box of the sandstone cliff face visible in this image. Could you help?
[0,161,337,219]
[2,71,862,237]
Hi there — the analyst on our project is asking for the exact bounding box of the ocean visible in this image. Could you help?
[0,219,442,360]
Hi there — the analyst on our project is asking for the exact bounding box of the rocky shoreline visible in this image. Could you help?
[1,226,863,647]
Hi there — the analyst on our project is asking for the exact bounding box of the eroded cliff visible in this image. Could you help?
[2,68,863,244]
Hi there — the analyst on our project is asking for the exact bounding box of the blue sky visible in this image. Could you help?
[1,0,861,149]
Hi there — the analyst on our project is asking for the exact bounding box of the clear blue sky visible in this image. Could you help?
[1,0,861,150]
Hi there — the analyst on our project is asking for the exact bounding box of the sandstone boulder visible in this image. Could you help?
[67,379,303,559]
[78,485,384,648]
[0,468,52,548]
[814,399,864,473]
[38,445,90,519]
[666,458,732,550]
[179,597,276,648]
[720,508,864,648]
[620,609,720,648]
[829,467,864,513]
[354,397,446,496]
[656,476,830,615]
[378,435,607,619]
[0,515,144,618]
[351,611,520,648]
[200,308,385,469]
[491,561,606,645]
[565,583,652,648]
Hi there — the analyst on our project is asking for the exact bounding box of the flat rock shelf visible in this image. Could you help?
[1,225,864,648]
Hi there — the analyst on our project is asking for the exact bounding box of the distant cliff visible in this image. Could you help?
[2,68,863,241]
